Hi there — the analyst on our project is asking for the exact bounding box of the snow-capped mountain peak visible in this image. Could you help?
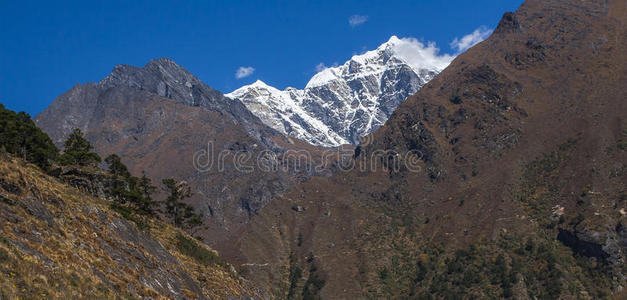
[227,36,454,146]
[248,79,274,90]
[228,80,280,98]
[305,36,452,90]
[226,80,349,146]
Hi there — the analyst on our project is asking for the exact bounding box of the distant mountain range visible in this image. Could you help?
[33,36,455,237]
[227,36,452,146]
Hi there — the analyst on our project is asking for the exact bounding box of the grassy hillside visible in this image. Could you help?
[0,154,258,299]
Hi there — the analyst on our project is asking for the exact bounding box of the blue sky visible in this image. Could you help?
[0,0,523,115]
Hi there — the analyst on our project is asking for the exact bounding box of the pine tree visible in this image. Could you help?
[136,172,158,215]
[162,178,192,227]
[58,128,101,167]
[0,104,58,170]
[162,178,203,231]
[104,154,131,178]
[104,154,158,216]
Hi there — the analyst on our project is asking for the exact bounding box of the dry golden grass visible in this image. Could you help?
[0,157,259,299]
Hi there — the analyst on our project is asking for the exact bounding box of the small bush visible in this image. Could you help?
[302,259,326,300]
[287,263,303,300]
[110,202,148,230]
[0,247,10,263]
[175,233,226,268]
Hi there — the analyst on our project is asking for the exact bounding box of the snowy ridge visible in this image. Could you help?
[227,36,453,146]
[227,80,349,146]
[306,36,451,89]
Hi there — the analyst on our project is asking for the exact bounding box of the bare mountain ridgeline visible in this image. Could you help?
[27,0,627,298]
[35,58,278,149]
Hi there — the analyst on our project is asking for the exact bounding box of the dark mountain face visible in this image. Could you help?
[99,58,271,142]
[228,0,627,297]
[99,58,225,107]
[36,58,275,148]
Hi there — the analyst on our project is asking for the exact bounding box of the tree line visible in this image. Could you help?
[0,104,204,233]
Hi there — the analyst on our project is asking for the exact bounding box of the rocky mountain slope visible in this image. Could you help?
[33,58,344,277]
[227,0,627,298]
[35,59,285,224]
[226,36,452,146]
[0,156,257,299]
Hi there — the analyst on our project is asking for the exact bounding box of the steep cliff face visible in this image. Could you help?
[227,36,451,146]
[0,156,258,299]
[231,0,627,298]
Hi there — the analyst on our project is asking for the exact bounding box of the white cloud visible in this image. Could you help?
[235,66,255,79]
[348,15,368,27]
[386,36,455,72]
[314,62,338,72]
[315,63,327,72]
[450,26,492,53]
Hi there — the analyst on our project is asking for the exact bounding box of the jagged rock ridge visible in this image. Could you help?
[36,58,276,148]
